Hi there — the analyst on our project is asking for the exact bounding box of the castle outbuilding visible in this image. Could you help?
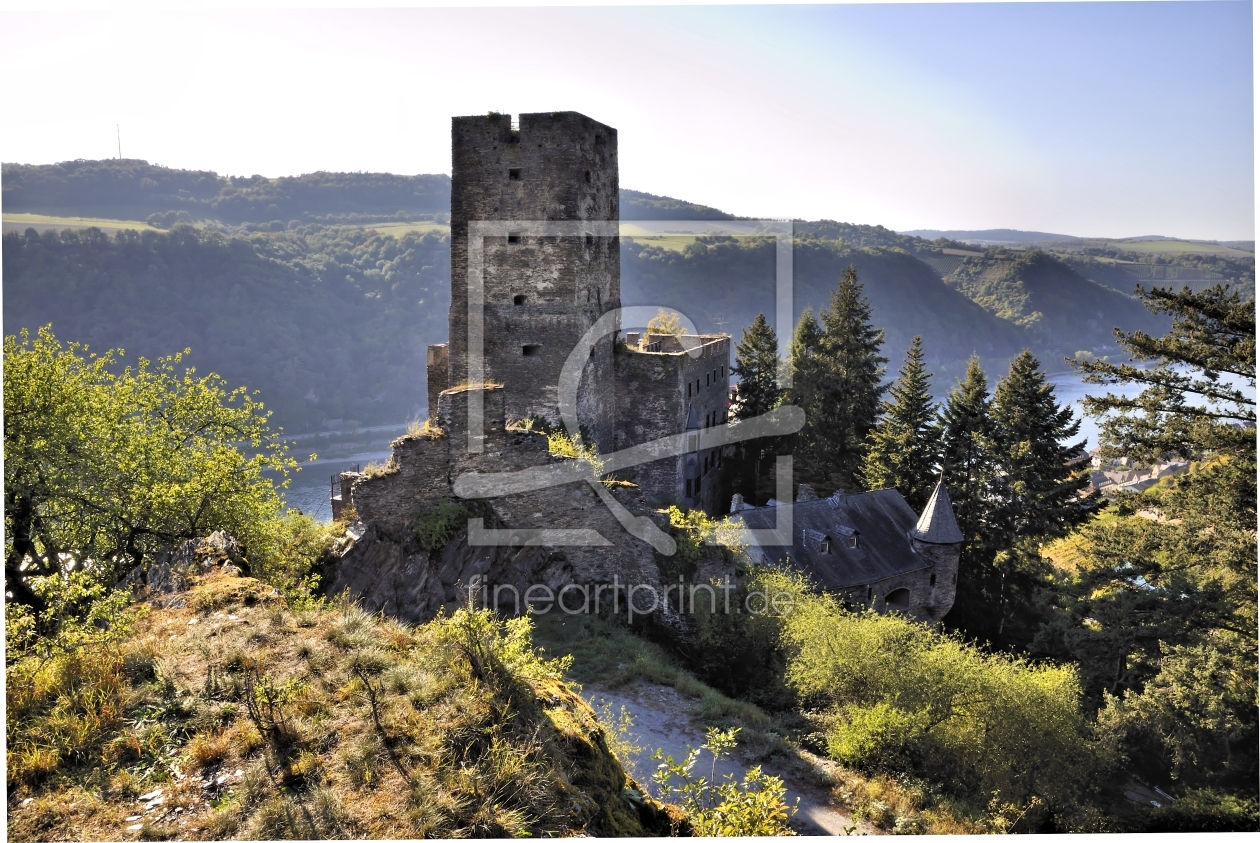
[732,479,962,625]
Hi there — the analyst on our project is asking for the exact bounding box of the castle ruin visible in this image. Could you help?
[328,111,960,627]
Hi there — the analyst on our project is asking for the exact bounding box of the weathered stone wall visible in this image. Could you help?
[332,385,721,627]
[836,566,935,625]
[349,436,452,535]
[909,538,960,624]
[448,112,620,451]
[613,334,730,511]
[425,343,448,420]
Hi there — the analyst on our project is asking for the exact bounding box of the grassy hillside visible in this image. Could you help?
[6,569,672,840]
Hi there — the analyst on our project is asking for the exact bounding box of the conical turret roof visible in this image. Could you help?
[911,478,964,544]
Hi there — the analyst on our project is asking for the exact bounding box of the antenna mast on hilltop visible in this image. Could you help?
[117,125,121,159]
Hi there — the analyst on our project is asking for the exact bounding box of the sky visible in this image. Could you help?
[1,2,1254,240]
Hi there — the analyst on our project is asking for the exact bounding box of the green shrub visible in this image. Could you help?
[781,591,1091,811]
[650,727,797,836]
[413,500,469,551]
[1140,788,1259,832]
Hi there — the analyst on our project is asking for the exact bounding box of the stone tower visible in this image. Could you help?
[909,478,965,621]
[434,111,620,452]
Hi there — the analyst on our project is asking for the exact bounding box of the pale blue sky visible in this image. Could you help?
[2,2,1253,239]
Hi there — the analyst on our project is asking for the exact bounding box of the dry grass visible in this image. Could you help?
[7,570,665,841]
[403,417,444,440]
[444,380,504,394]
[360,458,398,478]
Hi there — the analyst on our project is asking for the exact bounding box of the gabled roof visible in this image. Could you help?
[910,480,964,545]
[731,489,929,590]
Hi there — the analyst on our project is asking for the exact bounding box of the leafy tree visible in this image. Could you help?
[860,335,941,509]
[730,312,781,421]
[644,308,687,338]
[4,326,296,618]
[778,578,1091,822]
[789,267,887,490]
[651,726,797,836]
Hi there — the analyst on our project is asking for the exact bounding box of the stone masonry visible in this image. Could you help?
[436,111,621,453]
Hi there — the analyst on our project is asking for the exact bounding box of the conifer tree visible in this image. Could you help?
[792,266,886,490]
[731,313,781,421]
[938,355,1003,640]
[952,351,1090,648]
[786,306,826,476]
[860,335,941,510]
[991,350,1090,542]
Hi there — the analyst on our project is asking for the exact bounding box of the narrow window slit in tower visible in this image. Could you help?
[585,169,592,183]
[508,168,522,180]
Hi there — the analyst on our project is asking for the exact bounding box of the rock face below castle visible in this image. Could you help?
[326,385,733,627]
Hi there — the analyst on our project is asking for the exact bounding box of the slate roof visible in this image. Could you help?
[732,488,932,589]
[910,480,964,544]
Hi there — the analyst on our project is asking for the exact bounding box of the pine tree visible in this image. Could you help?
[991,350,1090,542]
[799,266,887,490]
[731,313,781,421]
[957,351,1090,648]
[860,336,941,510]
[786,306,826,478]
[938,355,1003,640]
[730,312,783,503]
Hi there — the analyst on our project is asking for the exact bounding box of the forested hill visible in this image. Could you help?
[1,157,1182,432]
[1,160,452,224]
[623,236,1030,382]
[2,226,449,432]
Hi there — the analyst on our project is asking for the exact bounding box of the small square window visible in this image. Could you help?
[508,168,522,180]
[508,232,520,244]
[513,294,526,306]
[522,344,542,357]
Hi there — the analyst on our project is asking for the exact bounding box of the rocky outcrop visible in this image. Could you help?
[325,385,737,631]
[123,531,249,608]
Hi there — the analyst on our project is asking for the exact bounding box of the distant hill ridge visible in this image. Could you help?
[902,228,1079,244]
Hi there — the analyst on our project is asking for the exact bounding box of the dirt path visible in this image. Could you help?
[584,680,874,836]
